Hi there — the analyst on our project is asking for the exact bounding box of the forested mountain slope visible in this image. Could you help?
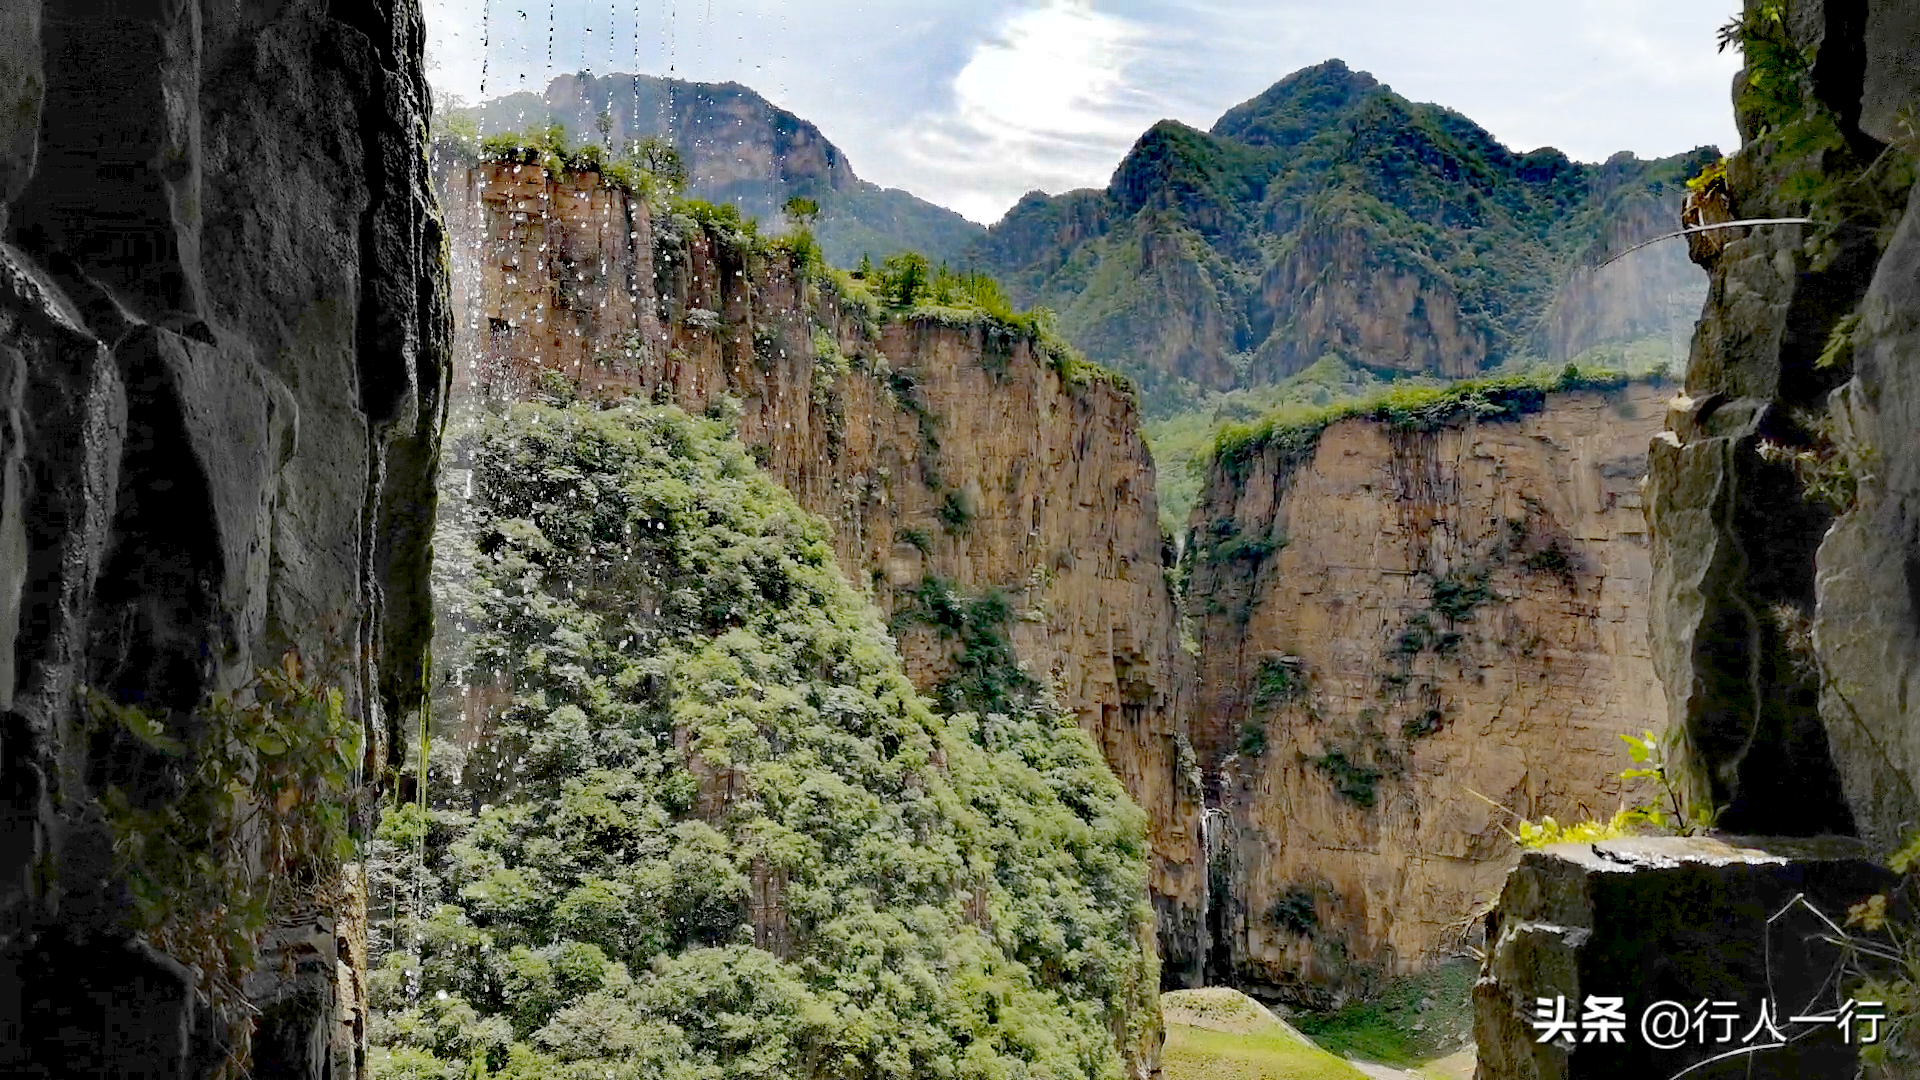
[971,60,1715,411]
[369,398,1160,1079]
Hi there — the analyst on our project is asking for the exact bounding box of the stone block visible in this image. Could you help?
[1475,835,1897,1080]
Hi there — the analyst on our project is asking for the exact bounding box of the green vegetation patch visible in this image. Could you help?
[1236,718,1269,759]
[1293,959,1478,1068]
[1208,364,1630,483]
[890,576,1037,716]
[88,657,358,1064]
[830,257,1137,400]
[369,399,1157,1080]
[1253,657,1308,705]
[1195,516,1282,567]
[1268,886,1319,937]
[1162,1023,1367,1080]
[1159,989,1364,1080]
[1308,749,1385,808]
[1429,568,1495,625]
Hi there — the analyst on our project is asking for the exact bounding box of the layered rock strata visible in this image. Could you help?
[1187,385,1668,1002]
[1,0,448,1076]
[437,162,1209,986]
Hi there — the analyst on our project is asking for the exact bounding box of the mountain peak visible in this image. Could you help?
[449,71,983,266]
[1210,59,1387,149]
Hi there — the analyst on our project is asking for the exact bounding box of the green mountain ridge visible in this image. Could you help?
[446,72,984,269]
[969,59,1716,413]
[437,61,1710,425]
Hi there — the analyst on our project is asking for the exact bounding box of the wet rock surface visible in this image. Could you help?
[0,0,448,1075]
[1474,835,1896,1080]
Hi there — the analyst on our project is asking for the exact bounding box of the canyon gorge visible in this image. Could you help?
[8,0,1920,1077]
[432,141,1689,1019]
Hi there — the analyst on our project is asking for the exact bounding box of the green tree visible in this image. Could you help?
[878,251,931,307]
[627,136,687,194]
[782,195,820,227]
[369,398,1158,1079]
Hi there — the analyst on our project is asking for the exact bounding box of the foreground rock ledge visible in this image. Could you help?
[1473,835,1896,1080]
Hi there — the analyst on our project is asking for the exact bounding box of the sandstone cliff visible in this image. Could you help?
[1186,383,1667,1003]
[0,0,448,1076]
[1647,0,1920,847]
[437,161,1208,990]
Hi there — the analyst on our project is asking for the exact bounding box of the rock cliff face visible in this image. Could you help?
[0,0,448,1076]
[1541,171,1708,363]
[1647,0,1920,847]
[437,162,1208,988]
[1186,385,1667,1003]
[1473,5,1920,1076]
[1474,835,1894,1080]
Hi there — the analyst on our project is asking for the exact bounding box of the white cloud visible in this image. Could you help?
[891,1,1172,222]
[425,0,1746,224]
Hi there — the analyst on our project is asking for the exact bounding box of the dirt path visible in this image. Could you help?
[1342,1047,1474,1080]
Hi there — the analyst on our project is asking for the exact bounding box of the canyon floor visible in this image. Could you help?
[1161,986,1475,1080]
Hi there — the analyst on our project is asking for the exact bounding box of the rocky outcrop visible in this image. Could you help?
[1647,0,1920,847]
[1253,209,1487,380]
[1478,6,1920,1077]
[0,0,448,1077]
[437,162,1208,990]
[1474,835,1895,1080]
[1187,384,1668,1002]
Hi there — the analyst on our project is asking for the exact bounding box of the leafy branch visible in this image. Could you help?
[88,650,360,1070]
[1470,729,1721,849]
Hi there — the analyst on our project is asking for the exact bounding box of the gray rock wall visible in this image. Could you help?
[1475,836,1895,1080]
[0,0,447,1076]
[1483,4,1920,1075]
[1647,0,1919,842]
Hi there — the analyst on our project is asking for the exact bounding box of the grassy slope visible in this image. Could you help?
[1293,961,1478,1068]
[1163,1025,1369,1080]
[1160,990,1367,1080]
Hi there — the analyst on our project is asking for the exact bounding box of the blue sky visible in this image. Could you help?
[424,0,1744,224]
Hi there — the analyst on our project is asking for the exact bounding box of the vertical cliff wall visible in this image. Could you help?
[1474,7,1920,1074]
[1541,179,1707,363]
[1187,384,1667,1003]
[436,161,1209,986]
[0,0,448,1077]
[1648,0,1920,847]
